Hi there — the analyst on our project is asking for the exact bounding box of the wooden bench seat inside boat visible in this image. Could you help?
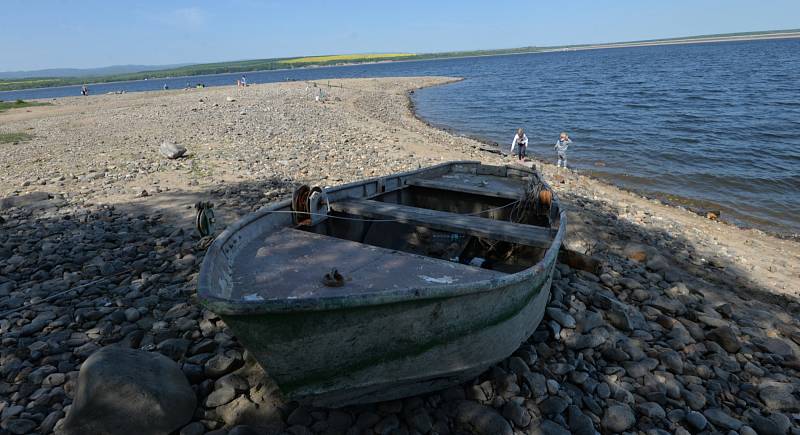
[406,175,524,200]
[230,229,505,302]
[330,199,554,249]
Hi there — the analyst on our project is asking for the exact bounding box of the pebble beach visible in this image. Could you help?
[1,77,799,434]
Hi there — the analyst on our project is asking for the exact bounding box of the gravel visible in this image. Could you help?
[1,77,799,434]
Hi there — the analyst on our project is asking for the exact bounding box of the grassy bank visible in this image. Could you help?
[0,132,33,144]
[0,79,70,91]
[0,100,50,112]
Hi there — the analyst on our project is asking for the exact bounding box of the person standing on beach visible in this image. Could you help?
[81,84,88,96]
[554,132,572,169]
[510,128,528,161]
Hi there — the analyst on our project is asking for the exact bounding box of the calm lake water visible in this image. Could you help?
[3,39,799,235]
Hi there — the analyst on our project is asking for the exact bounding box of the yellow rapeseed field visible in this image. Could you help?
[0,79,57,86]
[279,53,415,64]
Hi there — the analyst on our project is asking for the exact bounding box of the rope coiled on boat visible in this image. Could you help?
[510,175,552,225]
[292,185,324,225]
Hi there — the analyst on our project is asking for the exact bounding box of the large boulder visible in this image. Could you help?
[59,346,196,435]
[159,141,187,159]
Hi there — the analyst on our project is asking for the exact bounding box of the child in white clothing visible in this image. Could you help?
[510,128,528,161]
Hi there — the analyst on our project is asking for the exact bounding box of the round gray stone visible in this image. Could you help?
[685,410,707,431]
[60,346,196,435]
[602,404,635,433]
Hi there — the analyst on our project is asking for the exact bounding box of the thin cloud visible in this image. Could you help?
[152,7,207,30]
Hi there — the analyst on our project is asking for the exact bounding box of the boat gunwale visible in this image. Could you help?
[197,160,566,315]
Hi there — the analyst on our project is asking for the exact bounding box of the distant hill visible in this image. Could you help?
[0,63,195,80]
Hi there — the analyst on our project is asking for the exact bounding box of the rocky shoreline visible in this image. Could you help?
[1,77,799,434]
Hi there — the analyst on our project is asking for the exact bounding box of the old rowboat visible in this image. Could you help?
[198,161,566,407]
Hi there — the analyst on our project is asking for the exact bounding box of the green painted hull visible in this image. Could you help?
[222,262,555,406]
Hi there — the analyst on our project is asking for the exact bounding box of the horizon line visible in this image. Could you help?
[2,27,799,75]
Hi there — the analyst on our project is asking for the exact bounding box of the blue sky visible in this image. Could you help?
[2,0,798,71]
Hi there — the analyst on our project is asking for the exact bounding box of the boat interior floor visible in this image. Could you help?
[230,229,506,301]
[229,171,557,302]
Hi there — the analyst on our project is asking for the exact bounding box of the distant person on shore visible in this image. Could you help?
[554,132,572,169]
[163,83,169,90]
[241,75,247,87]
[510,128,528,161]
[80,84,88,96]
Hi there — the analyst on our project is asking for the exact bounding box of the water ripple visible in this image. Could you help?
[412,39,800,234]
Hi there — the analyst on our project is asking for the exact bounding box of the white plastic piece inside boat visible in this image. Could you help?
[418,275,456,284]
[243,293,265,301]
[469,257,486,267]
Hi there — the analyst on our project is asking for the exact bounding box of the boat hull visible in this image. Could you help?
[199,161,566,406]
[221,252,556,407]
